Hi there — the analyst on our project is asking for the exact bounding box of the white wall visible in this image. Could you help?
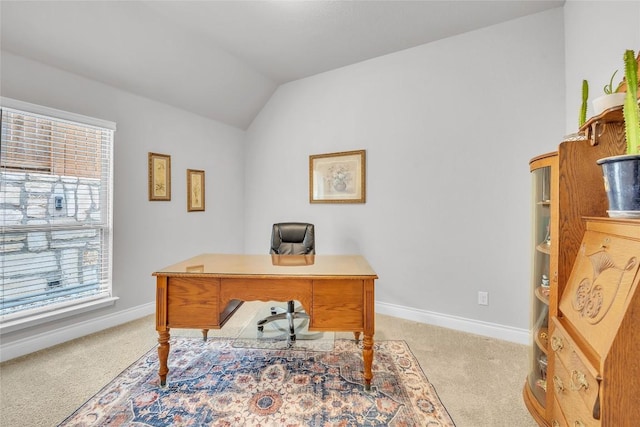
[0,51,245,355]
[244,8,566,341]
[563,1,640,133]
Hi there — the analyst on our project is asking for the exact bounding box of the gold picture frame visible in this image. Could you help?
[148,152,171,201]
[187,169,205,212]
[309,150,366,203]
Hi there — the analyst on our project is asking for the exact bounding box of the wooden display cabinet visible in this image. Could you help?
[527,152,556,421]
[524,108,625,426]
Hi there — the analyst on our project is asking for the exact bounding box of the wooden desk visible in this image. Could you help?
[153,254,378,389]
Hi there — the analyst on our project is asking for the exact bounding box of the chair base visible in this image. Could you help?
[256,301,320,346]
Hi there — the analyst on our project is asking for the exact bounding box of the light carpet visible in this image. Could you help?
[58,337,455,426]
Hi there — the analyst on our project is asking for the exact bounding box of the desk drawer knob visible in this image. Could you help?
[570,370,589,391]
[551,335,564,352]
[553,375,565,393]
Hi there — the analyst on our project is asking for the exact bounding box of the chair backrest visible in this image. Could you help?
[270,223,315,255]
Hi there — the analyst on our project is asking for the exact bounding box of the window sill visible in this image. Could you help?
[0,296,119,334]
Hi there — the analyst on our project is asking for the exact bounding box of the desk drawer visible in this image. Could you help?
[167,277,220,328]
[311,279,364,330]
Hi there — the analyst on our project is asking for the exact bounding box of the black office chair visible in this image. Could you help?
[257,222,316,344]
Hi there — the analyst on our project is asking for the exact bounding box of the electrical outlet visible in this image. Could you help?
[478,291,489,306]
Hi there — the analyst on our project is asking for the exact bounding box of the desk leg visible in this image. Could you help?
[158,330,170,386]
[363,334,373,391]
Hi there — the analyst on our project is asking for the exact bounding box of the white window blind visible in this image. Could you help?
[0,99,115,324]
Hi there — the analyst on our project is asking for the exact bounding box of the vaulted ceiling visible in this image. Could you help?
[1,1,563,129]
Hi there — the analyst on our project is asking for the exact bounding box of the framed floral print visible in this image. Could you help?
[148,152,171,201]
[187,169,205,212]
[309,150,366,203]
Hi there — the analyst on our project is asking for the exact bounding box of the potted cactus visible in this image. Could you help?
[579,79,589,128]
[596,50,640,216]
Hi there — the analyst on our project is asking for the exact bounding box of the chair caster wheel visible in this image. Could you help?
[258,326,264,332]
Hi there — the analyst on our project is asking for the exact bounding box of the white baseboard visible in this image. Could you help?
[0,302,155,362]
[375,301,530,345]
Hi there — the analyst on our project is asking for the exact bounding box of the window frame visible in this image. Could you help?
[0,97,117,333]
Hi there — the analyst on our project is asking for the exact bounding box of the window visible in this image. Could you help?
[0,98,116,329]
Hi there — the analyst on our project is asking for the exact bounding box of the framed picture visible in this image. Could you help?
[187,169,205,212]
[309,150,366,203]
[148,152,171,201]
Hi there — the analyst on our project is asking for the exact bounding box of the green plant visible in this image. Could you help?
[623,49,640,154]
[579,79,588,127]
[603,70,619,94]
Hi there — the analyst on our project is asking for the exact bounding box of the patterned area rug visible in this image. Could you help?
[59,338,455,426]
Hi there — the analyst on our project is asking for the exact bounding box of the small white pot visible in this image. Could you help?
[592,93,626,116]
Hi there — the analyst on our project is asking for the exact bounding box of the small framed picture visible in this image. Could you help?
[187,169,205,212]
[148,152,171,201]
[309,150,366,203]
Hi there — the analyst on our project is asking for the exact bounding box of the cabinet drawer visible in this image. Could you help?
[559,230,640,358]
[550,319,600,415]
[552,356,600,427]
[550,396,569,427]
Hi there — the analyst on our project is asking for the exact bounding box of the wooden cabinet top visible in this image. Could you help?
[584,216,640,238]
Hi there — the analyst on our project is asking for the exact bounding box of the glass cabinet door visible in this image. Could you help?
[528,164,551,406]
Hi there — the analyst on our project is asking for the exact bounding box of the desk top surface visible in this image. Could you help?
[153,254,378,278]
